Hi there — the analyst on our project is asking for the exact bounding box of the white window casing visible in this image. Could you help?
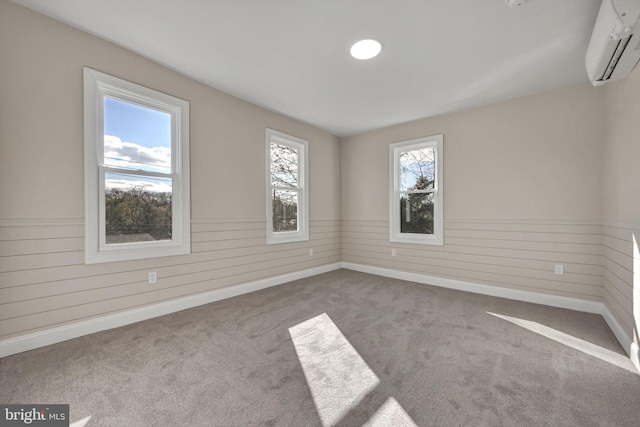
[266,128,309,244]
[389,134,443,245]
[84,67,190,263]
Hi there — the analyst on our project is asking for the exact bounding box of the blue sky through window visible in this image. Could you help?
[104,97,170,149]
[103,97,172,192]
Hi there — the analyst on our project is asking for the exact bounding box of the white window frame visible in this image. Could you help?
[83,67,190,264]
[389,134,443,245]
[265,128,309,244]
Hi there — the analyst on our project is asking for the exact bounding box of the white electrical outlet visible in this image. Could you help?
[309,248,314,256]
[148,271,158,284]
[554,264,564,275]
[391,249,396,257]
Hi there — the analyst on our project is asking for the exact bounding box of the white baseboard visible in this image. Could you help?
[342,262,639,372]
[341,262,603,313]
[600,304,640,372]
[0,262,342,358]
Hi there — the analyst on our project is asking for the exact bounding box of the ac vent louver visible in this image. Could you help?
[586,0,640,86]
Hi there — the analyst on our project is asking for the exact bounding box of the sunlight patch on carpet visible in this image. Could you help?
[488,312,636,373]
[363,397,417,427]
[70,415,92,427]
[289,313,380,426]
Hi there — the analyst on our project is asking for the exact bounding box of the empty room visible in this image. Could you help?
[1,0,640,425]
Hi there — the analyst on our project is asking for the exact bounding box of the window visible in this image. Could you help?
[266,128,309,244]
[83,68,190,263]
[389,135,443,245]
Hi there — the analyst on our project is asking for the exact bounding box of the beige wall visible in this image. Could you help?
[601,65,640,345]
[341,84,606,301]
[342,84,605,222]
[0,1,341,340]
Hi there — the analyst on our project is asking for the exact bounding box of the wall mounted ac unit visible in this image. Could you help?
[586,0,640,86]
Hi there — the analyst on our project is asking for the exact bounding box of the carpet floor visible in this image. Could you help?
[1,269,639,426]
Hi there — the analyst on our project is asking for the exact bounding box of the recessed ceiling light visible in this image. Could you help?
[350,39,382,60]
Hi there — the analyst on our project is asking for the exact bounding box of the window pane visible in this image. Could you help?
[400,147,435,191]
[104,97,172,174]
[105,172,172,244]
[271,143,299,188]
[272,189,298,232]
[400,192,434,234]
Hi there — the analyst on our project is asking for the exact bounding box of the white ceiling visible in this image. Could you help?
[14,0,601,137]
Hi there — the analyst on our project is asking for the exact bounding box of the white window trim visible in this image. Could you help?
[265,128,309,244]
[389,134,443,245]
[83,67,191,263]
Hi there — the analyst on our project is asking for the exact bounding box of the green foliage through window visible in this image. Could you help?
[105,187,172,243]
[400,191,434,234]
[272,190,298,232]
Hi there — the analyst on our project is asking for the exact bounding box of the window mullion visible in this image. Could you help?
[270,185,300,192]
[102,166,174,180]
[398,190,435,195]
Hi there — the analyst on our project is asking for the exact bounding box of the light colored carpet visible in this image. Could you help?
[1,269,639,426]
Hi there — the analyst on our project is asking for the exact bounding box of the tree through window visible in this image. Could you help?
[400,146,435,234]
[270,143,299,232]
